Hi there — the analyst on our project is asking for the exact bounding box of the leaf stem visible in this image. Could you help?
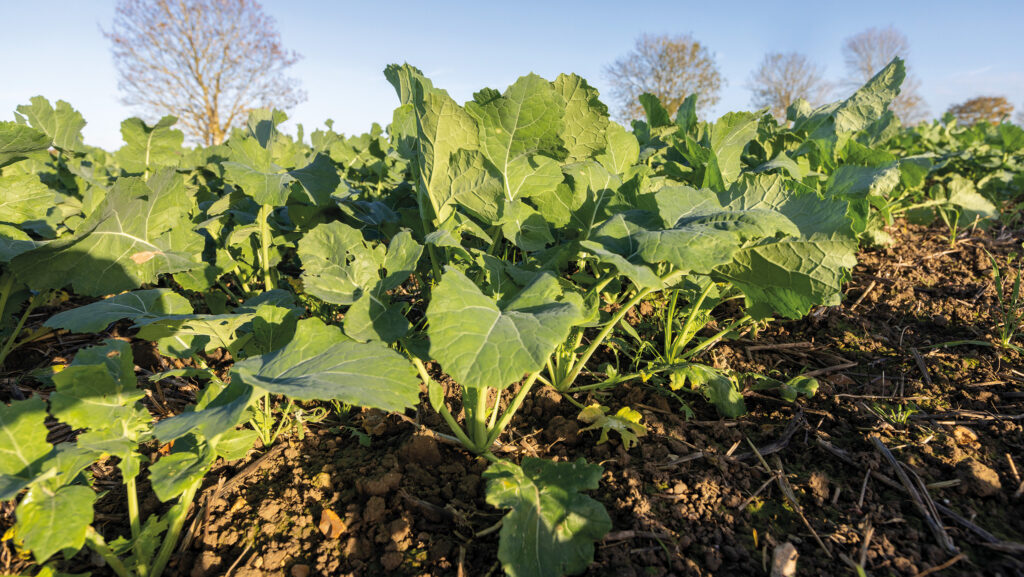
[85,527,134,577]
[149,477,202,577]
[257,204,275,291]
[0,289,48,370]
[125,475,143,566]
[486,370,542,448]
[411,357,475,450]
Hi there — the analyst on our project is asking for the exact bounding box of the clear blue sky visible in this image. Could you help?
[2,0,1022,149]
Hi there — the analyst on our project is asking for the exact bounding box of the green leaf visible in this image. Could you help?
[16,96,86,152]
[553,74,609,162]
[135,312,256,357]
[0,121,50,167]
[0,175,53,225]
[704,112,760,186]
[945,175,998,222]
[49,340,149,434]
[498,200,554,252]
[344,290,409,343]
[577,405,646,449]
[781,375,819,403]
[714,237,858,319]
[298,221,384,305]
[639,93,672,128]
[10,168,203,296]
[427,268,580,390]
[153,380,256,443]
[0,397,53,500]
[466,74,566,201]
[792,59,905,145]
[0,224,40,262]
[45,289,193,333]
[213,428,260,461]
[387,65,480,223]
[673,364,746,417]
[289,153,341,206]
[222,137,294,206]
[484,458,611,577]
[595,122,639,175]
[16,485,95,563]
[115,116,183,173]
[232,318,420,411]
[148,443,215,502]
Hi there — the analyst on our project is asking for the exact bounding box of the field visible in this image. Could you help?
[0,58,1022,576]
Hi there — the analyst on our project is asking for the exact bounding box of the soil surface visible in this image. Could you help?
[3,221,1024,577]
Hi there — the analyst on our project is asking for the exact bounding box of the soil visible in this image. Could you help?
[3,221,1024,577]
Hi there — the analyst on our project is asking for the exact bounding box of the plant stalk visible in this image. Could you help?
[257,204,275,291]
[85,527,134,577]
[149,477,202,577]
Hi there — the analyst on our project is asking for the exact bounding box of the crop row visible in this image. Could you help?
[0,58,1022,577]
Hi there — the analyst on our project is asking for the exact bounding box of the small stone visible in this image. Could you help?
[958,458,1002,497]
[290,564,310,577]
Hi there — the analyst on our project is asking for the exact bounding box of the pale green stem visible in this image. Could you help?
[485,370,542,448]
[257,204,275,291]
[411,357,475,450]
[557,271,685,392]
[85,527,134,577]
[150,477,202,577]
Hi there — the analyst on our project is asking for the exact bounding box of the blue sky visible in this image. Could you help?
[2,0,1022,149]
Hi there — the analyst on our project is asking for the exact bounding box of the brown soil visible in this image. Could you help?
[3,221,1024,577]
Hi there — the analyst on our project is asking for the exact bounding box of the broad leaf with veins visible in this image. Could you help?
[10,168,203,296]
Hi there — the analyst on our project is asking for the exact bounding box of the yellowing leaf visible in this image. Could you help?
[578,404,646,449]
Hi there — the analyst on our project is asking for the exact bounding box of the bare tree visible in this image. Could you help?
[105,0,305,146]
[842,26,928,124]
[604,33,723,122]
[747,52,832,121]
[946,96,1014,126]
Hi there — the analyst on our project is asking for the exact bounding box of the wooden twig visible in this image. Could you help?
[870,437,956,553]
[909,347,933,387]
[816,436,1005,545]
[802,362,858,378]
[850,280,878,311]
[916,553,966,577]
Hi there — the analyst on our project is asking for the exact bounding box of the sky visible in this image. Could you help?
[1,0,1022,149]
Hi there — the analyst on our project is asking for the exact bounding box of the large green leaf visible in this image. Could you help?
[465,74,566,201]
[386,64,480,223]
[10,168,203,296]
[232,318,419,411]
[116,116,183,173]
[16,484,95,563]
[49,340,149,434]
[585,206,796,277]
[135,312,257,357]
[222,137,294,206]
[15,96,86,152]
[0,175,53,225]
[0,397,53,500]
[554,74,608,162]
[427,268,580,390]
[792,59,905,145]
[0,121,50,167]
[703,112,760,187]
[0,224,40,262]
[45,289,193,333]
[484,458,611,577]
[725,174,854,237]
[714,236,858,319]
